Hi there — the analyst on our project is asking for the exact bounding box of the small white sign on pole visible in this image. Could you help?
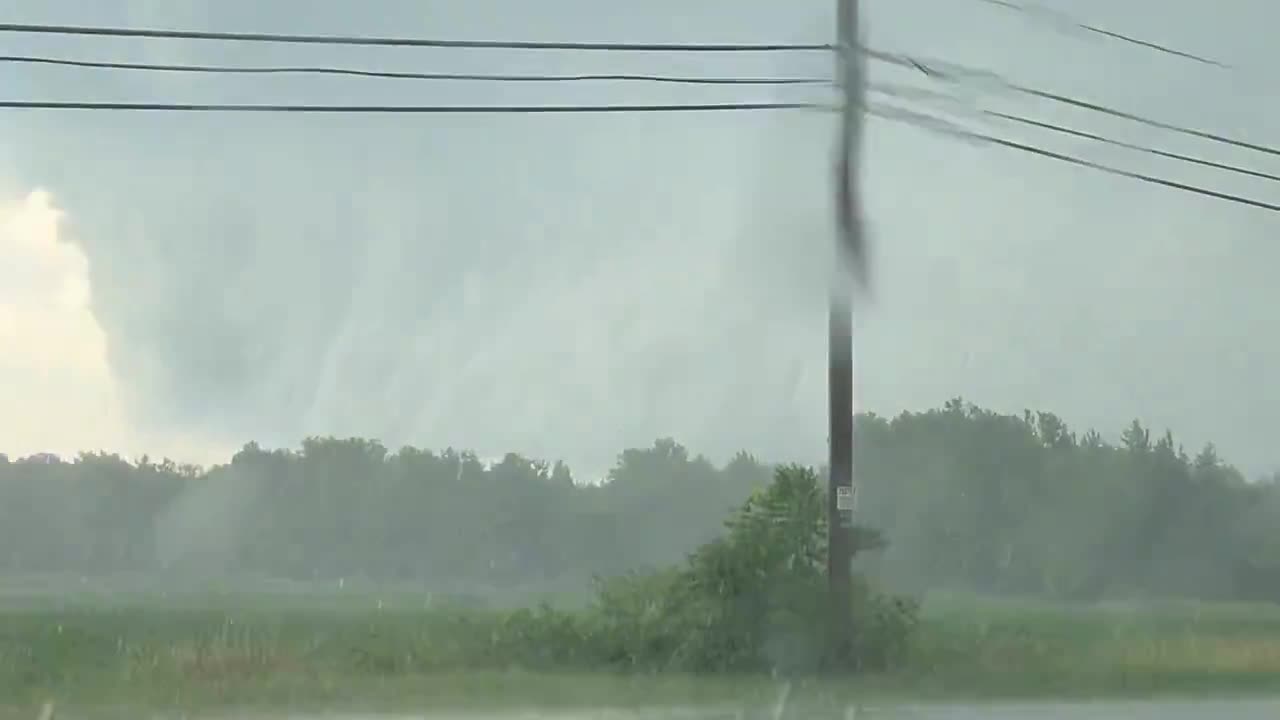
[836,485,857,512]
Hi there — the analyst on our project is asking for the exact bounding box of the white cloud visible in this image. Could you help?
[0,189,226,465]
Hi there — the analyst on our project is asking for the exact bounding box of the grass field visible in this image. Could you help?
[3,589,1280,713]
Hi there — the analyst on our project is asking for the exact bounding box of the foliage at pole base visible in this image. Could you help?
[578,464,919,674]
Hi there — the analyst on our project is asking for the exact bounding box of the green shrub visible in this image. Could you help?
[851,577,920,671]
[574,465,918,674]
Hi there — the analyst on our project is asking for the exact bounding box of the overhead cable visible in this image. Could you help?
[872,103,1280,214]
[4,92,1271,213]
[984,109,1280,184]
[17,45,1265,166]
[870,81,1280,184]
[0,22,831,52]
[869,48,1280,159]
[976,0,1228,67]
[0,100,827,113]
[0,54,833,86]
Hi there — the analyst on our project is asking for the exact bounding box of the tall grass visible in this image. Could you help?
[904,593,1280,696]
[3,591,1280,711]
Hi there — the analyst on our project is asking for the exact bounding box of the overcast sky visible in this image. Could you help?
[1,0,1277,479]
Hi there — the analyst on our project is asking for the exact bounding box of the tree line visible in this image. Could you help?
[1,398,1278,602]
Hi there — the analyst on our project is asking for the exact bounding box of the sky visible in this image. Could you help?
[1,0,1277,479]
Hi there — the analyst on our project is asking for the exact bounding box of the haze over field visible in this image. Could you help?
[1,0,1278,479]
[5,5,1280,716]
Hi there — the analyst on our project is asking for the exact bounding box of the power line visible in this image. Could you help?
[19,42,1267,165]
[872,103,1280,214]
[4,91,1272,199]
[0,54,832,86]
[0,100,827,113]
[0,57,1269,211]
[869,48,1280,159]
[25,44,1271,162]
[0,93,1269,213]
[976,0,1227,67]
[984,109,1280,184]
[0,21,832,53]
[1016,85,1280,159]
[872,81,1280,183]
[5,81,1271,196]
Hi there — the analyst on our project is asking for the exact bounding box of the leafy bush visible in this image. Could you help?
[851,576,920,671]
[580,465,918,674]
[488,603,598,668]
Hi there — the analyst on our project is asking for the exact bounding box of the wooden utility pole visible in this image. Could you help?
[828,0,863,664]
